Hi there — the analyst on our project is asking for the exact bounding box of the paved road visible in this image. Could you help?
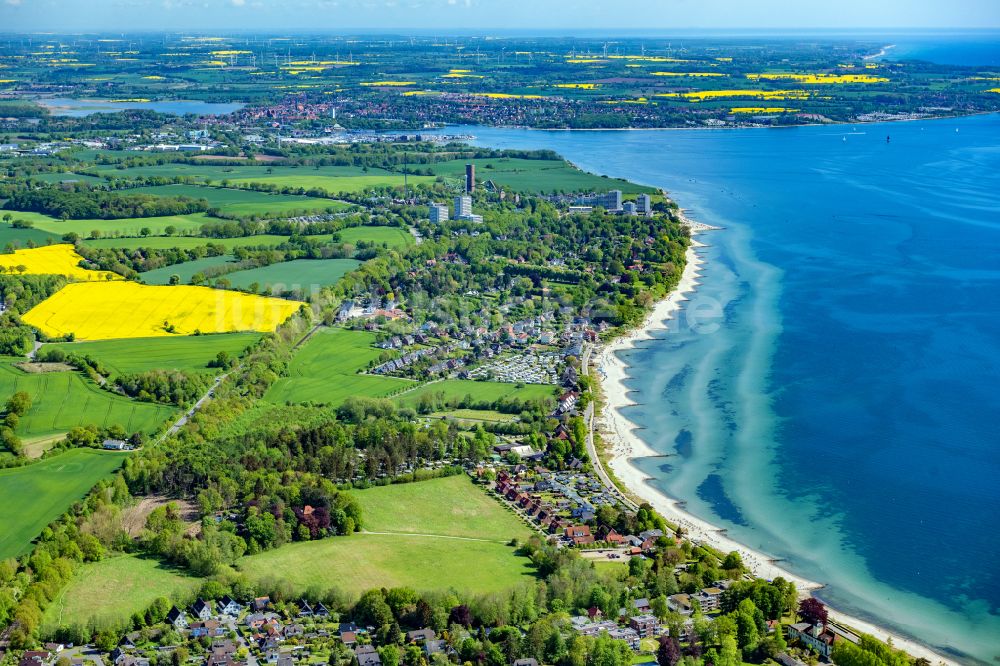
[161,371,229,440]
[160,323,321,442]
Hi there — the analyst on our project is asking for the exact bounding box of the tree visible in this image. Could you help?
[449,604,472,627]
[656,635,681,666]
[798,597,828,626]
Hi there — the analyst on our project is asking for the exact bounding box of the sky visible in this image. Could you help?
[1,0,999,32]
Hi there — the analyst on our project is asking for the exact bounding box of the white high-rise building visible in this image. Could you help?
[429,203,449,223]
[454,195,473,219]
[636,193,652,216]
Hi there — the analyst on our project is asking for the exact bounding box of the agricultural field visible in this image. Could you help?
[0,244,120,280]
[0,222,62,248]
[44,332,260,375]
[29,172,106,185]
[395,379,557,407]
[23,281,301,340]
[4,211,211,238]
[238,533,532,596]
[226,171,436,194]
[336,225,413,249]
[127,184,353,216]
[0,360,176,438]
[264,327,414,406]
[139,254,236,284]
[0,448,130,559]
[41,555,201,636]
[83,233,333,251]
[220,258,360,291]
[427,157,657,194]
[94,163,434,193]
[351,474,533,542]
[94,163,375,182]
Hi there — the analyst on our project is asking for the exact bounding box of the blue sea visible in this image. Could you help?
[450,114,1000,663]
[37,98,244,117]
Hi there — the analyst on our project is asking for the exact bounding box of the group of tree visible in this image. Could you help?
[4,187,208,220]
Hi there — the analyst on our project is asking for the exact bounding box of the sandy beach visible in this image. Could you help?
[594,212,959,666]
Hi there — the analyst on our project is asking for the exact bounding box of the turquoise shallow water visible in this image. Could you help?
[449,114,1000,664]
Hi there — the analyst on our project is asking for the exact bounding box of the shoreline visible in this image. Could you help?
[594,212,961,666]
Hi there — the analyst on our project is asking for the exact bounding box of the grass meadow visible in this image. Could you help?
[221,258,360,291]
[336,225,413,249]
[44,333,261,375]
[351,474,533,542]
[138,255,237,285]
[6,211,211,238]
[264,328,414,406]
[239,476,534,595]
[0,360,176,438]
[41,555,201,636]
[83,233,335,251]
[127,184,352,216]
[0,449,130,559]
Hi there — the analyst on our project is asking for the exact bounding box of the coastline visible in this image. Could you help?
[594,212,961,666]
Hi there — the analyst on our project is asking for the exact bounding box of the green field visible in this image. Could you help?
[395,379,556,407]
[426,157,657,194]
[352,475,532,542]
[0,448,129,559]
[139,254,236,284]
[238,533,533,596]
[42,555,201,635]
[95,163,374,181]
[83,233,333,251]
[337,225,413,249]
[30,172,106,185]
[221,258,360,291]
[6,211,210,238]
[228,172,436,195]
[95,163,435,194]
[0,361,176,438]
[239,476,534,594]
[264,328,414,406]
[44,333,260,375]
[127,184,352,216]
[0,222,62,247]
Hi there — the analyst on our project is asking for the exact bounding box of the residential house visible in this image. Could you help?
[565,525,594,545]
[788,623,838,658]
[632,598,652,614]
[406,629,436,643]
[20,651,52,666]
[219,595,243,617]
[695,587,723,612]
[191,598,213,621]
[355,645,381,666]
[629,615,659,638]
[667,594,693,615]
[166,606,188,630]
[190,620,224,638]
[252,596,272,611]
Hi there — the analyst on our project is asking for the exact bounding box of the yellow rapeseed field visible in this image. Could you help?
[730,107,799,113]
[0,244,121,281]
[657,89,810,101]
[23,282,301,341]
[745,73,888,84]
